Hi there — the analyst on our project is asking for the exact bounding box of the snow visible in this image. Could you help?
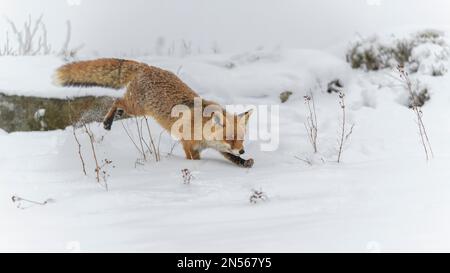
[412,43,450,75]
[33,109,46,119]
[0,49,349,100]
[0,56,124,98]
[2,32,450,252]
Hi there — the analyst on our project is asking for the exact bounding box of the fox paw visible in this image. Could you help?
[243,158,254,168]
[103,121,112,131]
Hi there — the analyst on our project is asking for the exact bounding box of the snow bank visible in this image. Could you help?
[0,49,350,101]
[0,56,124,98]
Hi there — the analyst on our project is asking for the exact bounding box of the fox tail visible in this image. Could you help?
[53,58,146,89]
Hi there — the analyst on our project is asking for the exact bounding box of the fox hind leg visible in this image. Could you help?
[103,98,127,130]
[103,108,116,130]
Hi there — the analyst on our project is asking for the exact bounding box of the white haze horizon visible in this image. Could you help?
[1,0,450,56]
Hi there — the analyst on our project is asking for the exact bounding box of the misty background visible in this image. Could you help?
[1,0,450,56]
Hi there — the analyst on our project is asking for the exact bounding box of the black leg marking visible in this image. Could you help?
[116,109,124,118]
[103,110,116,131]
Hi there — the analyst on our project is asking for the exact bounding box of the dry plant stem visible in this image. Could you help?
[168,141,179,156]
[157,131,164,161]
[398,66,433,160]
[294,156,313,166]
[121,118,161,162]
[345,124,355,142]
[99,159,112,191]
[337,101,345,163]
[135,117,147,161]
[73,128,86,175]
[337,92,354,163]
[67,100,86,175]
[12,195,51,206]
[417,104,433,158]
[140,118,154,155]
[304,92,318,153]
[144,116,160,161]
[121,121,144,155]
[83,124,100,183]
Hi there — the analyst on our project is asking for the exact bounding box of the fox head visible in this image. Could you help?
[205,109,254,155]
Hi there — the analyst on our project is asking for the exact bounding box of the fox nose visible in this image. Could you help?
[239,149,245,155]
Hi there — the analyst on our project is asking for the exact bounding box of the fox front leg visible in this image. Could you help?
[221,152,254,168]
[182,141,201,160]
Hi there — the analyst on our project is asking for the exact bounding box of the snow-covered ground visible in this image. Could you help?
[2,34,450,252]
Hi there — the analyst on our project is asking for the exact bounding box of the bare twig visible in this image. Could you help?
[144,116,160,162]
[294,156,313,166]
[99,158,113,191]
[168,140,179,157]
[304,92,319,153]
[121,120,144,156]
[397,65,433,161]
[67,100,87,175]
[337,91,354,163]
[12,195,54,209]
[73,128,86,176]
[135,117,147,161]
[83,124,101,183]
[122,117,162,164]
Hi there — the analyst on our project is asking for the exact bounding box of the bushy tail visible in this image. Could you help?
[53,58,146,89]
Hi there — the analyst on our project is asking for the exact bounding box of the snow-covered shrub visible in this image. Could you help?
[279,91,293,103]
[391,39,415,67]
[346,36,391,71]
[346,30,449,76]
[404,81,430,108]
[327,79,344,93]
[409,87,430,108]
[415,29,446,46]
[410,43,449,76]
[397,78,431,108]
[181,169,193,184]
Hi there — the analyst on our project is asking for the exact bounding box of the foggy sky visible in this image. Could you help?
[1,0,450,55]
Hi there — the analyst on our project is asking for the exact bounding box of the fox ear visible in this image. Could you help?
[239,109,254,125]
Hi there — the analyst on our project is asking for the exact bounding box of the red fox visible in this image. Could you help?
[54,58,254,168]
